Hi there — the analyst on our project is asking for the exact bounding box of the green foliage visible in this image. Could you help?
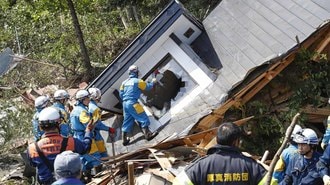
[0,98,33,147]
[239,101,284,155]
[286,50,329,108]
[237,50,329,156]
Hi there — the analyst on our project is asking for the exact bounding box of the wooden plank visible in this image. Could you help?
[183,138,194,147]
[148,148,172,170]
[198,132,215,148]
[233,116,254,126]
[240,54,295,104]
[204,137,217,150]
[87,169,119,185]
[148,148,175,181]
[128,162,134,185]
[313,30,330,55]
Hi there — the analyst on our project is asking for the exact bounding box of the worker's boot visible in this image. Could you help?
[122,132,130,146]
[141,127,157,141]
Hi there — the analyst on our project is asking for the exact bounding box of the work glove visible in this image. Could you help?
[321,142,327,150]
[86,119,95,132]
[323,175,330,185]
[151,78,157,83]
[109,127,116,134]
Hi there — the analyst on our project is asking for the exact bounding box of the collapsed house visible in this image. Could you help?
[87,0,329,184]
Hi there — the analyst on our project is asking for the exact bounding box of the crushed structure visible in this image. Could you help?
[85,0,330,184]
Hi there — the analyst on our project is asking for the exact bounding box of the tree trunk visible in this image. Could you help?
[66,0,93,81]
[132,6,141,28]
[117,7,129,29]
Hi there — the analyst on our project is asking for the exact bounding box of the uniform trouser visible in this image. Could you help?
[122,101,150,133]
[74,131,102,171]
[95,130,108,158]
[81,152,102,172]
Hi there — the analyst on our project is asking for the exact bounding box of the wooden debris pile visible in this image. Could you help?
[88,118,254,185]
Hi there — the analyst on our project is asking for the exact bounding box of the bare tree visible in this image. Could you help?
[66,0,94,81]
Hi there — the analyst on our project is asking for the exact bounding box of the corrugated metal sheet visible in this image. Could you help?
[204,0,329,88]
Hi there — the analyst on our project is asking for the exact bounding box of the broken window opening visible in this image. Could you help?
[141,56,197,119]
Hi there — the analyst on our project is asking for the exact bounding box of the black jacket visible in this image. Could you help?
[185,144,267,185]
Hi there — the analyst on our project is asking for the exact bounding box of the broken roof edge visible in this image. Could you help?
[192,20,330,132]
[88,0,203,93]
[228,20,330,97]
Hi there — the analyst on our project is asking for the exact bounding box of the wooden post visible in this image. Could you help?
[128,161,134,185]
[265,113,300,185]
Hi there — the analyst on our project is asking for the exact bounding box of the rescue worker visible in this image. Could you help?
[27,107,93,185]
[317,144,330,185]
[173,122,278,185]
[52,151,84,185]
[280,128,322,185]
[119,65,157,146]
[273,125,302,183]
[70,89,101,179]
[32,95,50,141]
[88,87,116,158]
[321,98,330,149]
[52,89,71,137]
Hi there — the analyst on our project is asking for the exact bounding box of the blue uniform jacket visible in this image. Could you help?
[322,116,330,146]
[281,151,322,185]
[273,144,299,183]
[89,100,109,135]
[32,109,44,141]
[27,131,92,183]
[70,102,92,140]
[317,144,330,178]
[53,102,71,137]
[119,73,154,102]
[183,144,267,185]
[119,74,154,132]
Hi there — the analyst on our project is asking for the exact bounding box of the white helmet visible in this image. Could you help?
[54,89,70,100]
[35,95,50,109]
[288,125,302,139]
[293,128,319,145]
[128,65,139,74]
[88,87,102,100]
[75,89,90,100]
[39,107,61,128]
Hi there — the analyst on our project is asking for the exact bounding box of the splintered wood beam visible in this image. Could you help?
[197,116,255,148]
[314,30,330,54]
[241,54,295,104]
[303,107,330,116]
[196,22,330,131]
[198,132,215,148]
[148,148,173,170]
[183,138,194,147]
[233,116,254,126]
[155,127,218,150]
